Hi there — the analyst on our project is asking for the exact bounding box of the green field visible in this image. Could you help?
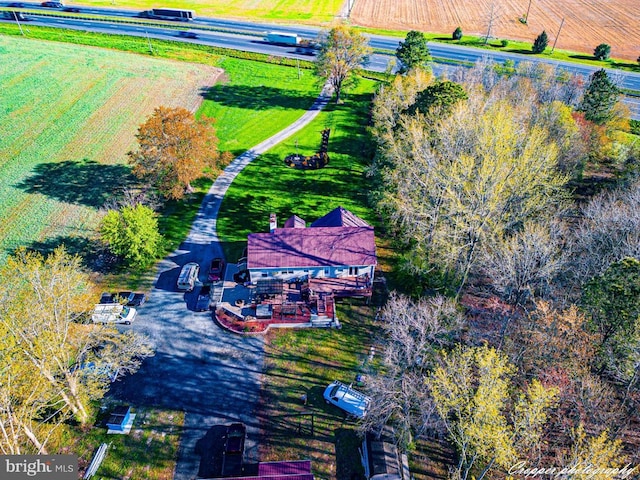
[0,33,320,264]
[77,0,341,23]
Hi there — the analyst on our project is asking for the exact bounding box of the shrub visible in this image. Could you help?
[452,27,462,41]
[630,120,640,136]
[594,43,611,61]
[500,39,509,47]
[532,31,548,54]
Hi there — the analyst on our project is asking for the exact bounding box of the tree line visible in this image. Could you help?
[363,40,639,478]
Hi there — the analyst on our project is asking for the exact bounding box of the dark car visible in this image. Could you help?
[8,2,26,7]
[208,257,225,282]
[224,423,246,455]
[177,30,198,39]
[100,291,147,307]
[41,1,63,7]
[63,6,80,12]
[3,10,28,20]
[194,285,212,311]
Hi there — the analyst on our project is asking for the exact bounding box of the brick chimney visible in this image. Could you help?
[269,213,277,233]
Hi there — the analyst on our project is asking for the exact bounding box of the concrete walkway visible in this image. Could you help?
[114,83,334,480]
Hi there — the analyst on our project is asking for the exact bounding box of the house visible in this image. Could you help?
[246,207,376,297]
[360,429,411,480]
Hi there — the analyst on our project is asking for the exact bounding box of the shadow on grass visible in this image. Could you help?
[21,234,101,268]
[570,54,598,61]
[203,84,317,111]
[16,158,136,208]
[506,48,535,55]
[335,427,366,480]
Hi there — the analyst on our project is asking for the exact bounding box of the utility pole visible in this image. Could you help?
[347,0,355,18]
[524,0,532,23]
[145,30,154,54]
[14,12,25,35]
[484,3,496,45]
[551,17,565,54]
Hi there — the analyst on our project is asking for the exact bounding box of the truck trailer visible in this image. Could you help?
[265,32,301,46]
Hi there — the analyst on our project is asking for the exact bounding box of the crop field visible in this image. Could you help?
[350,0,640,61]
[0,35,221,261]
[78,0,344,24]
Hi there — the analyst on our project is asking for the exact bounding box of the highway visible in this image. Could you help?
[2,2,639,118]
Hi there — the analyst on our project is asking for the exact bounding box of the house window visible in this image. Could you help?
[349,266,358,276]
[261,273,268,277]
[324,268,329,275]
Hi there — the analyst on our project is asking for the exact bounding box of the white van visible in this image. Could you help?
[177,262,200,291]
[92,304,137,325]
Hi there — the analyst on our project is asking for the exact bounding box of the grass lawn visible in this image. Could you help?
[259,302,380,479]
[216,78,379,263]
[60,405,184,479]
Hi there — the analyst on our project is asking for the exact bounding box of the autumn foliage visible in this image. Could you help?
[129,106,230,200]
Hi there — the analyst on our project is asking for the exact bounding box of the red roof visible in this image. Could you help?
[247,226,376,269]
[310,206,370,228]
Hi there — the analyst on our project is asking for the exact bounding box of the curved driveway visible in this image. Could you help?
[112,84,333,479]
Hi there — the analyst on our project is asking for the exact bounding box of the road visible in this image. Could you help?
[3,2,640,118]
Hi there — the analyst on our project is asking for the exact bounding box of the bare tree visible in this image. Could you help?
[361,293,464,446]
[480,222,566,305]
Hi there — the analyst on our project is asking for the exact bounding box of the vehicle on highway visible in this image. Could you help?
[41,1,64,7]
[323,380,370,418]
[100,291,147,307]
[265,31,300,46]
[8,2,26,7]
[3,10,28,20]
[208,257,225,282]
[195,285,212,311]
[177,30,198,39]
[63,6,80,12]
[145,7,195,21]
[177,262,200,291]
[91,303,137,325]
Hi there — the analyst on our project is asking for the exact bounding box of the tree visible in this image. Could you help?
[582,257,640,384]
[0,248,153,453]
[100,204,163,268]
[407,80,468,118]
[427,345,558,479]
[480,222,565,305]
[594,43,611,61]
[361,293,465,446]
[129,106,228,200]
[315,25,371,103]
[452,27,463,40]
[395,30,430,73]
[377,96,568,293]
[579,69,621,124]
[532,31,548,53]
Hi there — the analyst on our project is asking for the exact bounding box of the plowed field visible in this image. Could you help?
[350,0,640,61]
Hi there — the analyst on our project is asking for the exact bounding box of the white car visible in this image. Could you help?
[323,381,370,418]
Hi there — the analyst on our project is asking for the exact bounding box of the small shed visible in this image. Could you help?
[106,406,132,432]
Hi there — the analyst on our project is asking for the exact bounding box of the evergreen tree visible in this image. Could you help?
[579,68,621,124]
[395,30,430,73]
[594,43,611,61]
[532,30,548,54]
[452,27,463,41]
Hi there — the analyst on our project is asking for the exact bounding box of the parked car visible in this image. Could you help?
[91,304,137,325]
[100,291,147,307]
[195,285,212,311]
[208,257,225,282]
[224,423,246,455]
[323,380,371,418]
[41,1,64,7]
